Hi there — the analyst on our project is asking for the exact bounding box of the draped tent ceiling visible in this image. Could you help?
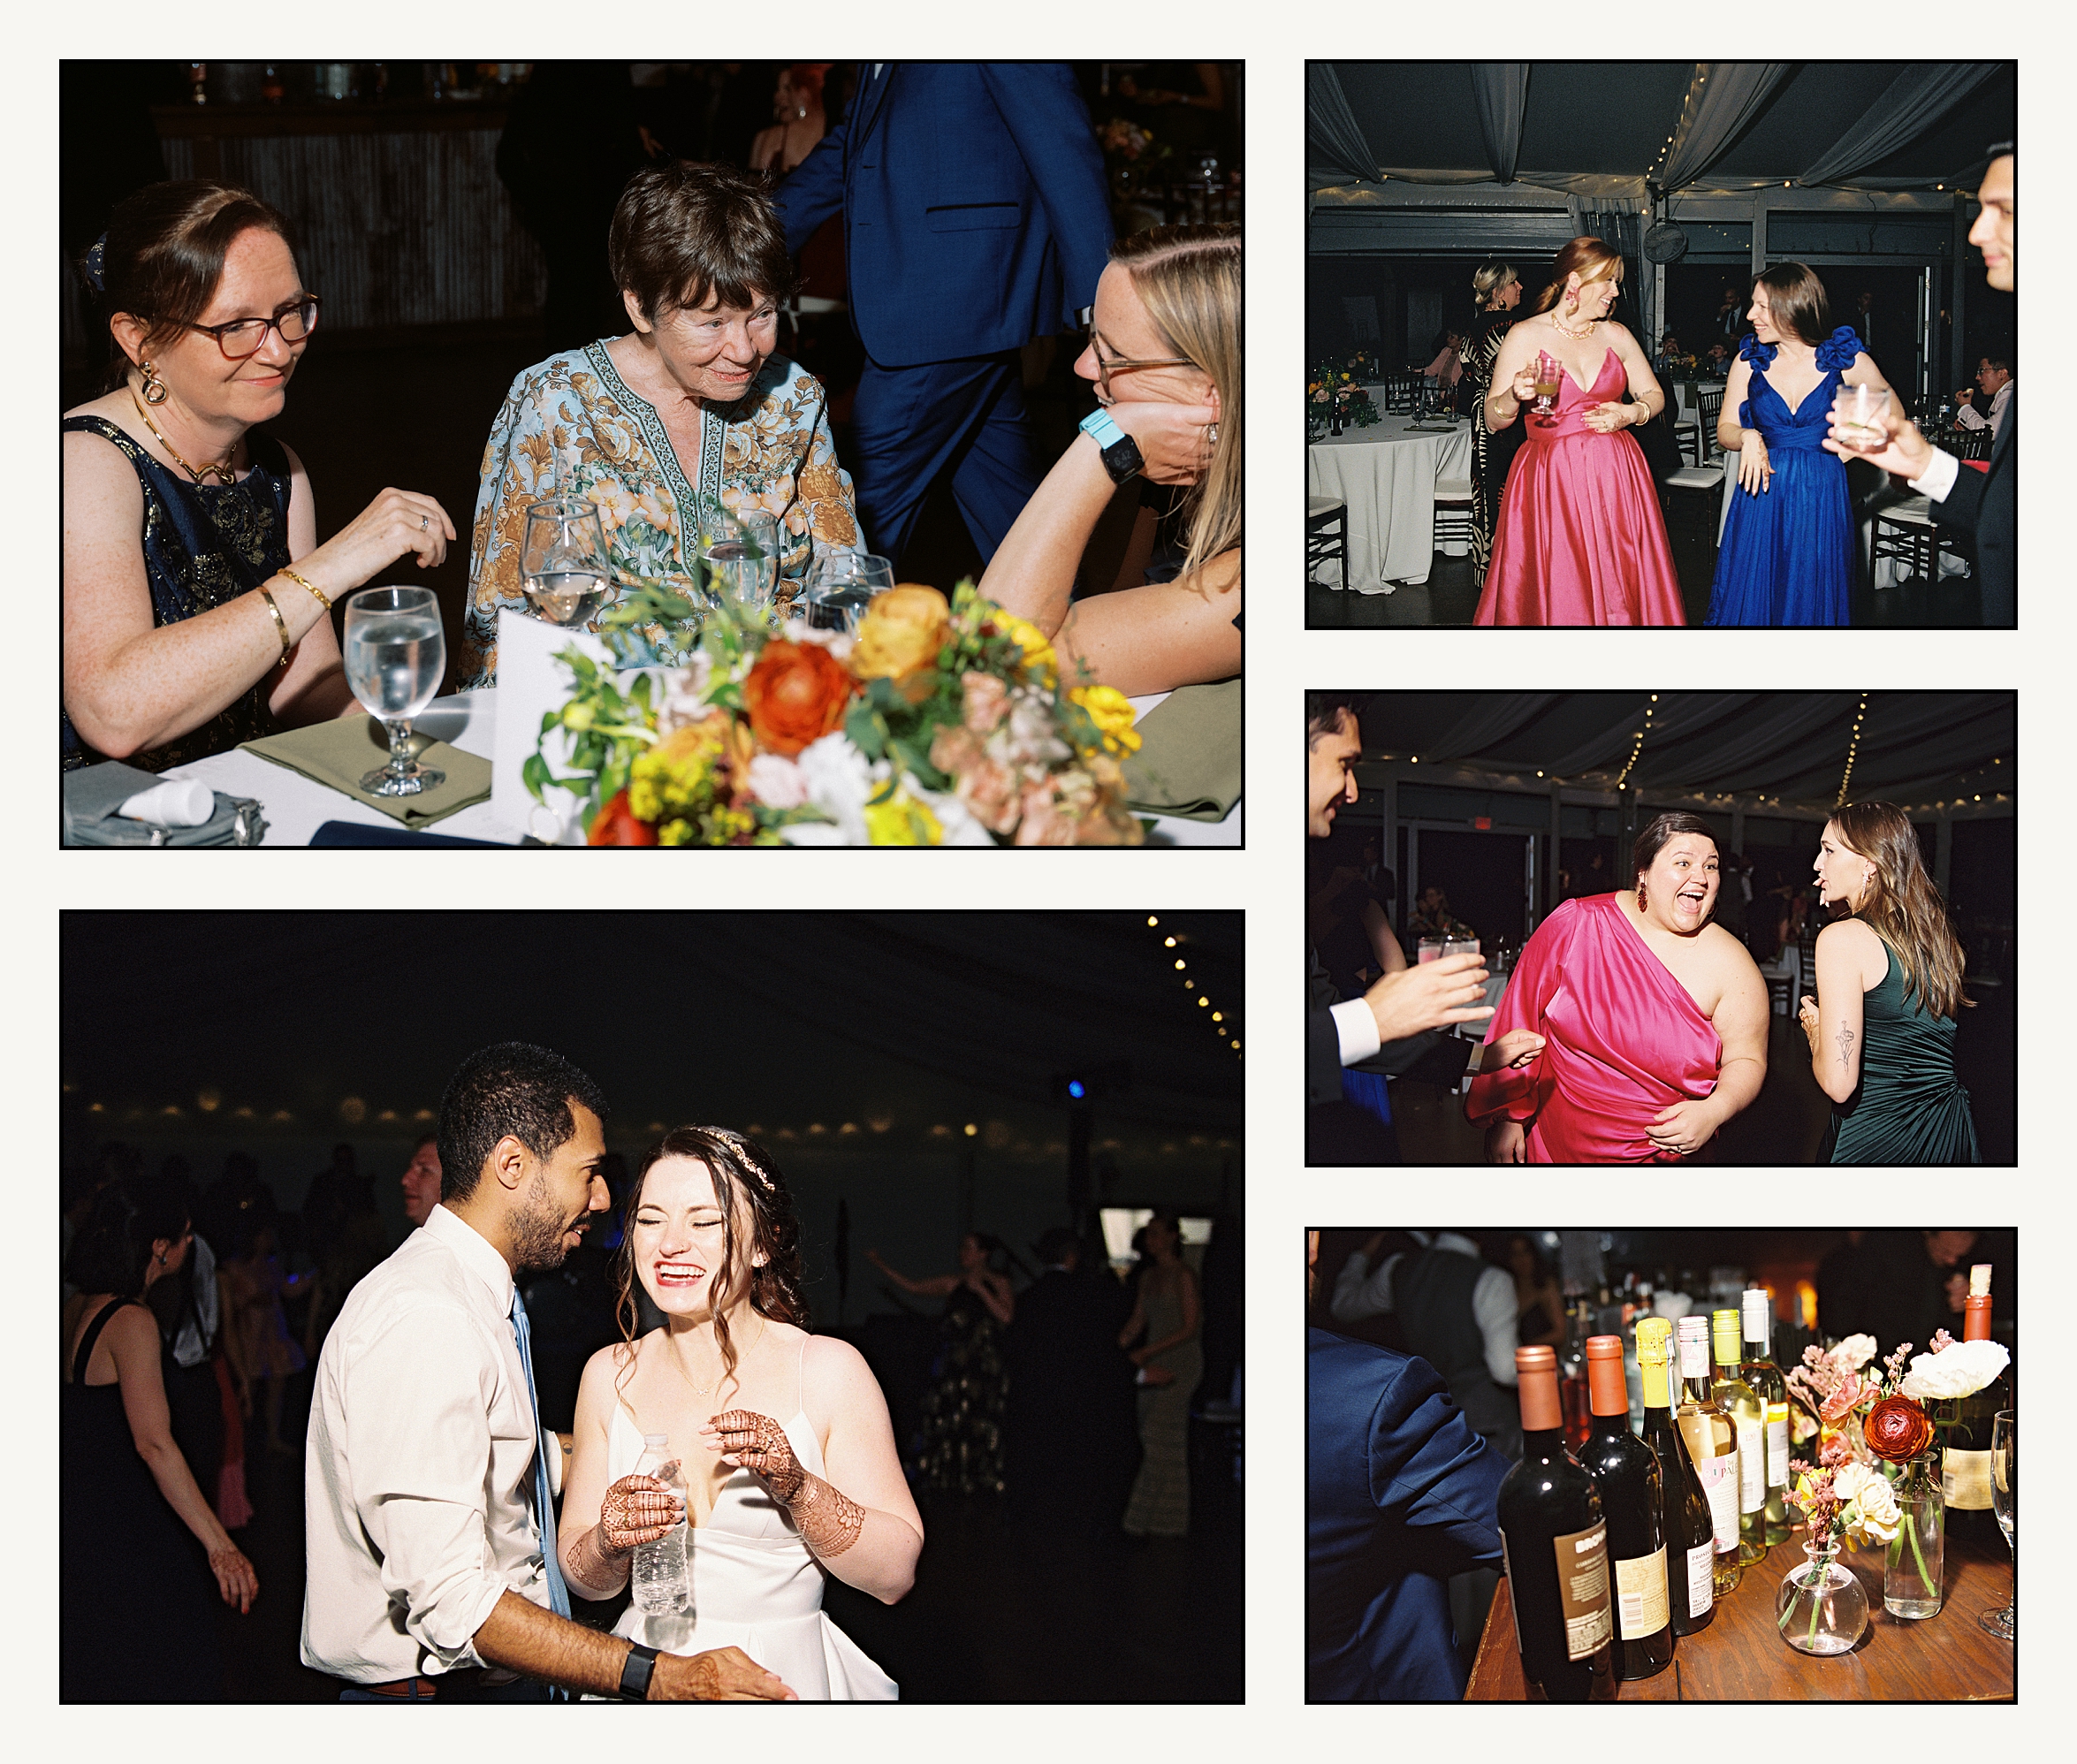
[1356,693,2014,815]
[1309,61,2016,200]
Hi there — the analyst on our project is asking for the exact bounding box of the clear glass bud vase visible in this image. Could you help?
[1883,1449,1945,1619]
[1775,1540,1868,1656]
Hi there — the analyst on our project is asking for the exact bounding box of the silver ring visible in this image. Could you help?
[421,514,429,531]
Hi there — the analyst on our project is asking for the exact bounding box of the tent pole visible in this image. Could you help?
[1951,192,1968,399]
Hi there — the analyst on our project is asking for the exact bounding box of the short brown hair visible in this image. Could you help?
[1754,262,1830,347]
[94,180,294,391]
[1632,812,1718,886]
[608,160,795,323]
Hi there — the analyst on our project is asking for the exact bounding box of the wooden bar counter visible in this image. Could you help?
[1467,1530,2013,1701]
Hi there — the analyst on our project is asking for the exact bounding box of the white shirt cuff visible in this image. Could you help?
[1330,998,1381,1066]
[1913,448,1960,504]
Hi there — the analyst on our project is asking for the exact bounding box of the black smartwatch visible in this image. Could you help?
[1079,408,1144,483]
[618,1640,659,1701]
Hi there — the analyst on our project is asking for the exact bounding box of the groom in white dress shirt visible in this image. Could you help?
[302,1041,795,1702]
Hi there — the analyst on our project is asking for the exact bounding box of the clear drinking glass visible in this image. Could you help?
[696,506,782,619]
[343,585,446,796]
[1531,351,1562,422]
[1980,1410,2014,1639]
[800,551,895,635]
[1831,384,1893,453]
[521,497,612,627]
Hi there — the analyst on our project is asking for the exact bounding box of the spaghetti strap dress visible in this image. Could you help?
[1820,941,1982,1163]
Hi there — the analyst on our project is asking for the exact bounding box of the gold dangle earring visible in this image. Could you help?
[140,360,170,405]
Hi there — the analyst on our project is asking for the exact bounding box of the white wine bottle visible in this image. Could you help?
[1636,1316,1714,1635]
[1739,1289,1792,1547]
[1711,1308,1769,1564]
[1674,1314,1744,1596]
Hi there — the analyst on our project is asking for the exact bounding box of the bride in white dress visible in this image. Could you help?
[558,1127,921,1699]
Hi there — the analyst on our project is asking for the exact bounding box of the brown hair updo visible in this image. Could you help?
[1533,236,1624,317]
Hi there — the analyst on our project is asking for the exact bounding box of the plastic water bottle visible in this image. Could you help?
[629,1434,689,1615]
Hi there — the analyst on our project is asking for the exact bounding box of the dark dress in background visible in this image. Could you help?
[917,1282,1008,1494]
[1463,308,1521,588]
[1820,941,1982,1163]
[1004,1269,1138,1533]
[60,416,294,772]
[62,1300,222,1702]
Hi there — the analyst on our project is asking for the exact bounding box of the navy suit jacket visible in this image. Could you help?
[1307,1328,1506,1701]
[772,63,1112,367]
[1933,387,2015,626]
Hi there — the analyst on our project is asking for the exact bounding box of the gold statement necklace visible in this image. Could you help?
[130,388,239,485]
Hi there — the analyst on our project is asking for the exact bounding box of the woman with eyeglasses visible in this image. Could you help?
[63,181,455,772]
[978,224,1239,696]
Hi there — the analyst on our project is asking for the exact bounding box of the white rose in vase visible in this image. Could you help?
[1845,1471,1902,1547]
[1829,1334,1880,1372]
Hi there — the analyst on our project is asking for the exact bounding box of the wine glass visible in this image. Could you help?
[1980,1409,2014,1639]
[696,506,783,620]
[799,551,895,635]
[1831,383,1893,453]
[1531,351,1562,422]
[521,497,612,627]
[343,585,446,796]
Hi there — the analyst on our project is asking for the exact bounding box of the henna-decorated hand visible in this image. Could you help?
[704,1410,805,1502]
[599,1471,684,1553]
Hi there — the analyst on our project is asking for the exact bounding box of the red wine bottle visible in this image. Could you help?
[1497,1345,1617,1700]
[1577,1335,1674,1681]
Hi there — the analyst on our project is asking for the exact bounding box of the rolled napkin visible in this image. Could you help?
[118,778,217,827]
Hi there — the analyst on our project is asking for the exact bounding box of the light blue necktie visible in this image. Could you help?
[509,1287,573,1622]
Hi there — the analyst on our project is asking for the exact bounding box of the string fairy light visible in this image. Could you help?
[1836,691,1868,807]
[1143,914,1241,1061]
[1615,694,1657,791]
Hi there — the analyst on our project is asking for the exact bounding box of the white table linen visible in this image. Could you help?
[1308,415,1474,592]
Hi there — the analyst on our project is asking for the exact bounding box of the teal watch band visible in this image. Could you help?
[1078,408,1143,483]
[1078,408,1125,449]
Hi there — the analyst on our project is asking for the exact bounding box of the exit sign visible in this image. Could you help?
[1473,817,1491,830]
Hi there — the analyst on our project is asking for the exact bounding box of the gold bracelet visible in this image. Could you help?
[257,588,292,668]
[279,566,331,612]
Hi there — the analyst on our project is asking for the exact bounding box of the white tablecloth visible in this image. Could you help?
[1308,415,1474,592]
[164,689,1239,847]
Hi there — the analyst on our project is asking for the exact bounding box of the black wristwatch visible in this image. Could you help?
[618,1640,659,1701]
[1078,408,1144,483]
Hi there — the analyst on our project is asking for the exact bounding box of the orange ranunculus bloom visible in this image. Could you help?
[742,640,856,757]
[588,788,658,846]
[1863,1395,1935,1464]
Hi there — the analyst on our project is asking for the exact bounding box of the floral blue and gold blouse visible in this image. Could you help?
[460,344,860,686]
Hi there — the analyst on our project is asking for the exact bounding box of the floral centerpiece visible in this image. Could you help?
[1307,354,1381,430]
[526,577,1145,847]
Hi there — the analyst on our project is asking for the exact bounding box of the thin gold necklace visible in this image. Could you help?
[673,1316,766,1397]
[130,388,238,485]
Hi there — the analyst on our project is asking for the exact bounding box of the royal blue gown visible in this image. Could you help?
[1704,326,1863,627]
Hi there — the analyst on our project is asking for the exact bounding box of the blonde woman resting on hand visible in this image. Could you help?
[559,1128,920,1699]
[979,224,1240,695]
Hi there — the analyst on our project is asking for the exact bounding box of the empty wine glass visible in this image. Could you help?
[799,551,895,635]
[1980,1409,2014,1639]
[344,585,446,796]
[521,496,612,627]
[696,506,782,619]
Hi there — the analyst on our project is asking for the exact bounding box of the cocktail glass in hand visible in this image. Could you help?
[1830,383,1893,453]
[1531,352,1562,423]
[800,551,895,635]
[343,585,446,796]
[1980,1410,2015,1640]
[521,496,612,627]
[697,506,782,620]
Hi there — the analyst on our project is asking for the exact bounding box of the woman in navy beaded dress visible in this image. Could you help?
[1705,264,1891,627]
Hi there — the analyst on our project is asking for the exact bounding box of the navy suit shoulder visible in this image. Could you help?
[1308,943,1346,1106]
[1307,1328,1505,1701]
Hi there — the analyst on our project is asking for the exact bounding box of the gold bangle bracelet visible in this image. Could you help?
[279,566,331,612]
[258,588,292,668]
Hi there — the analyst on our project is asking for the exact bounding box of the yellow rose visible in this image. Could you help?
[993,609,1058,683]
[864,787,944,846]
[854,584,951,698]
[1069,684,1141,756]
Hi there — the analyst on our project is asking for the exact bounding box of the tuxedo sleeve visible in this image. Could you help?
[979,63,1114,324]
[1921,450,1982,536]
[772,121,850,255]
[1308,945,1346,1106]
[1371,1354,1505,1573]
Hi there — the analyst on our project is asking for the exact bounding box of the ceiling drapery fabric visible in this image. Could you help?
[1657,62,1792,194]
[1306,62,1381,186]
[1469,63,1532,185]
[1797,62,2004,186]
[1421,694,1563,764]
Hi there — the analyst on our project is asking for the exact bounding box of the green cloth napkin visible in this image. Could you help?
[240,718,492,828]
[1122,678,1241,822]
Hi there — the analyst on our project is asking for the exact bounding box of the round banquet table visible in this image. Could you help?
[156,689,1240,847]
[1308,410,1474,593]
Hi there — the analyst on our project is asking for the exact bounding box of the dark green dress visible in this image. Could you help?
[1820,941,1981,1164]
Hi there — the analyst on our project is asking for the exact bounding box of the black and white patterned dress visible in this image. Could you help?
[1464,309,1524,588]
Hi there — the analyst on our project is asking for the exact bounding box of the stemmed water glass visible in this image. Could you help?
[1980,1410,2015,1639]
[343,585,445,796]
[521,497,612,627]
[799,551,895,634]
[696,506,782,619]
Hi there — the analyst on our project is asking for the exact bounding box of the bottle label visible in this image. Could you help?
[1736,1416,1763,1510]
[1553,1521,1613,1661]
[1615,1544,1669,1639]
[1944,1447,1994,1511]
[1695,1453,1738,1552]
[1685,1541,1715,1617]
[1767,1406,1790,1486]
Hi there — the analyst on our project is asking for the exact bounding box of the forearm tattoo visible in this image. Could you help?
[1836,1024,1855,1071]
[711,1408,865,1558]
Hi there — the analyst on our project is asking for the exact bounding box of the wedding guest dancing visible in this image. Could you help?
[63,181,455,771]
[304,1044,793,1701]
[1467,813,1769,1163]
[867,1236,1013,1495]
[1799,803,1982,1163]
[1462,261,1525,588]
[1119,1211,1202,1538]
[1706,265,1891,627]
[1475,238,1685,626]
[63,1171,258,1702]
[560,1127,920,1699]
[981,224,1239,693]
[461,162,859,685]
